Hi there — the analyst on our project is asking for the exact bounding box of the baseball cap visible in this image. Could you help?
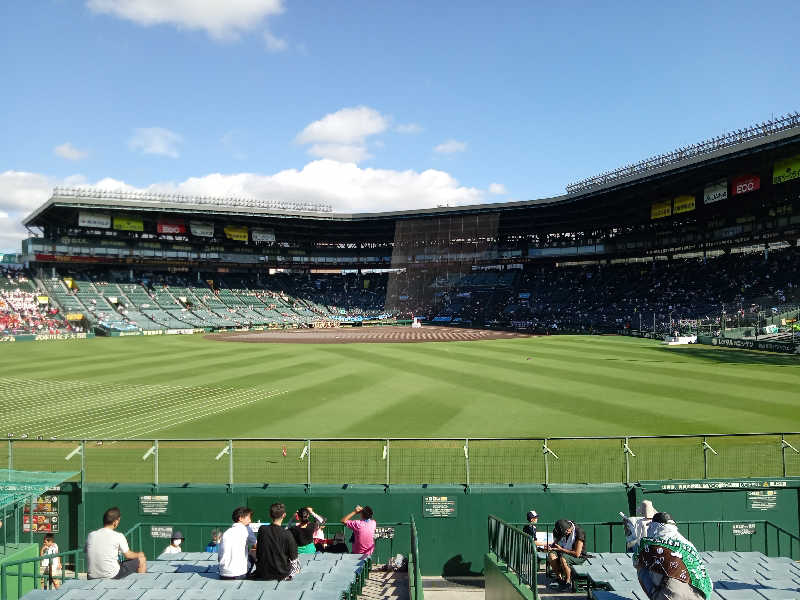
[526,510,538,520]
[554,519,571,538]
[171,530,184,540]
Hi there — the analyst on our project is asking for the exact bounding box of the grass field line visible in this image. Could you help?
[0,376,288,439]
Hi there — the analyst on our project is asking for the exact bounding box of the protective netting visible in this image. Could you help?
[157,441,229,484]
[469,439,544,483]
[309,440,386,484]
[629,438,705,481]
[0,469,78,509]
[547,438,625,484]
[234,441,308,484]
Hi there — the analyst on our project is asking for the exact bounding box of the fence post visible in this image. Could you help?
[624,437,630,485]
[543,439,550,487]
[6,440,11,473]
[228,439,234,487]
[306,439,311,486]
[464,438,470,487]
[153,440,159,488]
[385,439,390,487]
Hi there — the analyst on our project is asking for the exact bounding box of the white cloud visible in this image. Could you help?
[434,139,467,154]
[488,183,507,195]
[296,106,389,163]
[395,123,423,134]
[86,0,285,40]
[0,161,488,249]
[54,143,88,161]
[263,30,287,52]
[128,127,183,158]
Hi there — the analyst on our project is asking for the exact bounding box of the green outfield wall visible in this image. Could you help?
[8,479,799,577]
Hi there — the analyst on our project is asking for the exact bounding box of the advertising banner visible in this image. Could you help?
[731,175,760,196]
[157,219,186,234]
[66,313,84,321]
[251,228,276,242]
[650,200,672,220]
[78,211,111,229]
[773,154,800,185]
[37,296,49,304]
[703,180,727,204]
[113,216,144,231]
[190,221,214,237]
[224,225,248,242]
[673,195,696,214]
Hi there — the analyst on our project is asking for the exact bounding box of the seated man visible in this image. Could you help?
[632,512,712,600]
[253,503,300,581]
[547,519,586,589]
[218,506,257,580]
[86,507,147,579]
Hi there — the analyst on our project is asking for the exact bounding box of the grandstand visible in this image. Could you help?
[2,114,800,600]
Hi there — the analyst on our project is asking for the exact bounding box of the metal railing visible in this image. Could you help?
[488,515,538,598]
[0,548,84,600]
[5,433,800,486]
[408,515,424,600]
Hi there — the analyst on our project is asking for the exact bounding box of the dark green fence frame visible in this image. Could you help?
[488,515,538,598]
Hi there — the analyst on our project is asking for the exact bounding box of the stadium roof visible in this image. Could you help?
[22,112,800,229]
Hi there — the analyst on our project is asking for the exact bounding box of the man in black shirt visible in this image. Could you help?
[253,503,299,581]
[548,519,587,589]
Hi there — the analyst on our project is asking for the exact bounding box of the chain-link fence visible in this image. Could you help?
[4,433,800,486]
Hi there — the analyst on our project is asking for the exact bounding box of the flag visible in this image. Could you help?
[281,445,287,457]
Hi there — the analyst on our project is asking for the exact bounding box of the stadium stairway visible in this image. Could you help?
[356,570,408,599]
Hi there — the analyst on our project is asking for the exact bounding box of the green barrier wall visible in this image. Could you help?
[14,480,798,577]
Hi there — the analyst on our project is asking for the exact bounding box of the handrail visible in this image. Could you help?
[488,515,538,597]
[409,515,424,600]
[0,548,84,600]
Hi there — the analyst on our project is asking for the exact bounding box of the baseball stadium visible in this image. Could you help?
[2,114,800,600]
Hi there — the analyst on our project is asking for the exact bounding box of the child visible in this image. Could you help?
[162,530,184,555]
[40,533,60,590]
[205,529,222,553]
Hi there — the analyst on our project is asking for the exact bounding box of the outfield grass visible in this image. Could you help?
[1,334,798,483]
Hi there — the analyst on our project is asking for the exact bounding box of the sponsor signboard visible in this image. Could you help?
[711,337,799,354]
[650,200,672,220]
[157,219,186,234]
[190,221,214,237]
[252,228,276,242]
[225,225,249,242]
[423,496,457,518]
[703,180,728,204]
[731,175,760,196]
[23,494,59,533]
[37,296,49,304]
[78,211,111,229]
[65,313,84,321]
[113,216,144,231]
[747,490,777,511]
[139,495,169,516]
[673,195,696,214]
[773,154,800,185]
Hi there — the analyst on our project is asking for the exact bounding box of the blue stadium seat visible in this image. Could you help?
[59,579,101,590]
[58,591,106,600]
[97,591,145,600]
[93,578,135,590]
[16,592,66,600]
[217,590,263,600]
[177,590,223,600]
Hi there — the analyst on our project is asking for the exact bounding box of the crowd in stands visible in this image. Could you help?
[0,267,75,335]
[83,503,375,584]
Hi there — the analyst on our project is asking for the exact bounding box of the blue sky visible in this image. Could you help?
[1,0,799,250]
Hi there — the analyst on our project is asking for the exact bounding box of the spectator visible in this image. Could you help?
[162,530,184,555]
[205,529,222,553]
[40,533,61,590]
[522,510,548,548]
[218,506,257,580]
[85,507,147,579]
[548,519,587,589]
[633,512,712,599]
[341,505,376,556]
[289,507,326,554]
[253,502,300,581]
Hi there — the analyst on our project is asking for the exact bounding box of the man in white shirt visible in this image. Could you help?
[218,506,257,580]
[85,507,147,579]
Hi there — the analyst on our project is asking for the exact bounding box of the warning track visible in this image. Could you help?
[208,326,528,344]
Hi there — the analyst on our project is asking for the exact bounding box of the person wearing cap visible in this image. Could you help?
[632,512,712,599]
[548,519,587,589]
[162,530,184,555]
[522,510,547,548]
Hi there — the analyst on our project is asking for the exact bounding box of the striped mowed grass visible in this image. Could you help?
[1,333,798,484]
